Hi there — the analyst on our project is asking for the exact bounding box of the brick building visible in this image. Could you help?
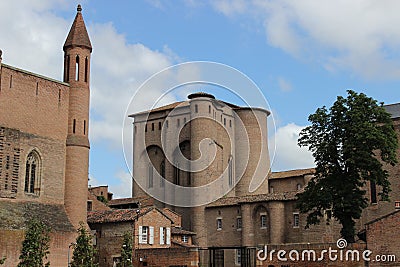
[88,206,199,267]
[129,93,400,266]
[0,5,92,266]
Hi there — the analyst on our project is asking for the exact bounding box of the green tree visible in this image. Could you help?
[120,232,133,267]
[296,90,398,242]
[17,219,51,267]
[70,223,98,267]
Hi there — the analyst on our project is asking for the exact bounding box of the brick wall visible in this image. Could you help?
[135,247,199,267]
[0,65,69,141]
[366,210,400,267]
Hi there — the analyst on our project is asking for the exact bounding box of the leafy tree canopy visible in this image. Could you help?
[70,223,98,267]
[120,232,133,267]
[296,90,398,242]
[18,219,51,267]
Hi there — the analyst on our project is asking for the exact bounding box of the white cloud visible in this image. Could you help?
[211,0,248,17]
[269,123,315,171]
[211,0,400,79]
[108,171,133,199]
[277,76,292,92]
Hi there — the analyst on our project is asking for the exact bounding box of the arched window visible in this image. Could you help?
[24,151,41,195]
[75,55,80,81]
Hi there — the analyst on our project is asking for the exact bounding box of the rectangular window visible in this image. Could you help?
[87,201,92,211]
[166,227,171,245]
[160,227,165,245]
[260,214,267,228]
[149,226,154,244]
[182,235,188,243]
[148,165,153,188]
[235,249,242,265]
[139,226,148,244]
[217,218,222,230]
[236,217,242,230]
[293,213,300,228]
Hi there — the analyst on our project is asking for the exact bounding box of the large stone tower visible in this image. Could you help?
[63,4,92,228]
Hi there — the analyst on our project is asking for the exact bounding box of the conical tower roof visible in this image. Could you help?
[63,4,92,52]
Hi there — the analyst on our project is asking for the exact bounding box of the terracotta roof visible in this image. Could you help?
[63,5,92,52]
[108,196,153,207]
[171,227,196,235]
[270,168,315,179]
[129,101,188,117]
[0,200,75,232]
[206,192,298,208]
[88,207,152,224]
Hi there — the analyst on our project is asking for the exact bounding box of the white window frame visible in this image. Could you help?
[182,235,188,243]
[293,213,300,228]
[217,218,222,231]
[160,227,165,245]
[149,226,154,244]
[166,227,171,245]
[139,226,148,244]
[236,216,242,231]
[235,248,242,265]
[260,213,267,229]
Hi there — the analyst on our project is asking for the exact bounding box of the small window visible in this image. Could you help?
[73,119,76,134]
[224,118,226,126]
[236,217,242,230]
[209,105,211,113]
[195,104,198,113]
[84,57,88,82]
[182,235,188,243]
[184,117,187,124]
[166,120,169,128]
[217,218,222,230]
[145,124,148,132]
[297,183,302,190]
[229,120,232,127]
[235,249,242,265]
[270,186,274,193]
[87,201,93,211]
[75,55,80,81]
[293,213,300,228]
[260,214,267,228]
[177,119,180,127]
[83,120,86,135]
[140,226,148,244]
[158,122,161,130]
[151,123,154,131]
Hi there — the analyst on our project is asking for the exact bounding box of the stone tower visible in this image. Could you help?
[63,4,92,228]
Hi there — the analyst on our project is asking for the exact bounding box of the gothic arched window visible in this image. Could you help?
[24,151,41,195]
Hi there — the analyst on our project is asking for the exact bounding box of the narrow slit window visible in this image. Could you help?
[75,55,80,81]
[83,120,86,135]
[209,105,211,113]
[24,151,41,195]
[158,122,161,130]
[66,55,70,82]
[10,75,12,88]
[151,123,154,131]
[58,89,61,102]
[195,104,198,113]
[84,57,88,82]
[36,82,39,95]
[73,119,76,134]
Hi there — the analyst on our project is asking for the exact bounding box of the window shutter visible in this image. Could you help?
[166,227,171,245]
[138,226,143,244]
[160,227,164,245]
[149,226,154,245]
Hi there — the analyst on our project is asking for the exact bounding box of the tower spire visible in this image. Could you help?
[63,4,92,52]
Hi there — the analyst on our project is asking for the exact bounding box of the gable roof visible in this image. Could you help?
[87,206,173,224]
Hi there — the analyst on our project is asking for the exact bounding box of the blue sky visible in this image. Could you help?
[1,0,400,197]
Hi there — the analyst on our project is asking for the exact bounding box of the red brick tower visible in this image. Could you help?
[63,4,92,228]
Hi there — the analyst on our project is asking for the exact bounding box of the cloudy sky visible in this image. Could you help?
[2,0,400,197]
